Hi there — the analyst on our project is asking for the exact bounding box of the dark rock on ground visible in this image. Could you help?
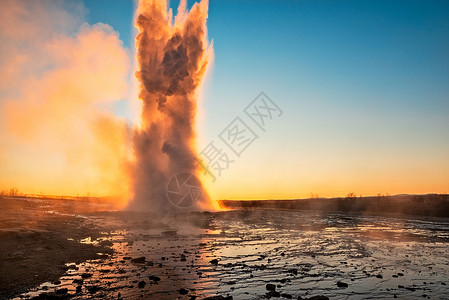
[203,296,225,300]
[337,281,348,288]
[266,283,276,291]
[179,288,189,295]
[87,285,100,294]
[131,256,146,264]
[149,275,161,281]
[138,281,146,288]
[210,259,219,265]
[81,273,93,279]
[287,268,298,275]
[56,288,68,294]
[266,290,281,298]
[307,296,329,300]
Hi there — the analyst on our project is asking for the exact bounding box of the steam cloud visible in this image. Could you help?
[128,0,214,212]
[0,0,131,205]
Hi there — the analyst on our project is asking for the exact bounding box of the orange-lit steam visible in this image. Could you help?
[0,0,131,207]
[128,0,215,211]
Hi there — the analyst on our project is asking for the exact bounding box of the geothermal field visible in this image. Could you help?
[1,195,449,300]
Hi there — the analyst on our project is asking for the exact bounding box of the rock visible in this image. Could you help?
[376,274,383,279]
[149,275,161,282]
[288,268,298,275]
[56,288,68,294]
[210,259,219,265]
[398,285,405,289]
[281,293,292,299]
[52,280,61,285]
[146,261,154,266]
[203,296,225,300]
[76,286,82,293]
[81,273,93,279]
[337,281,348,288]
[87,285,100,294]
[266,283,276,291]
[397,272,404,276]
[180,254,186,261]
[131,256,146,264]
[307,296,329,300]
[138,281,146,288]
[123,256,132,260]
[179,288,189,295]
[266,291,281,297]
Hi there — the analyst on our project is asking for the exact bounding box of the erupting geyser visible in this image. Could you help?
[128,0,214,212]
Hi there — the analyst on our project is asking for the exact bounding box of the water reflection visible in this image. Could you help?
[14,209,449,299]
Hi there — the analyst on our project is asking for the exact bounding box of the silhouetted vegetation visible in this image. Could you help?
[220,194,449,218]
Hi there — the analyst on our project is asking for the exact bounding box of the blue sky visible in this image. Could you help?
[84,0,449,199]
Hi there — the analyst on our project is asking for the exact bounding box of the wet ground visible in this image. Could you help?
[3,198,449,300]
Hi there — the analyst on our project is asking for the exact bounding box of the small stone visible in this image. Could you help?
[56,288,68,294]
[179,288,189,295]
[131,256,146,264]
[87,285,100,294]
[138,281,146,288]
[266,291,281,297]
[337,281,348,288]
[281,293,292,299]
[376,274,383,279]
[81,273,93,279]
[307,296,329,300]
[210,259,219,265]
[149,275,161,282]
[266,283,276,291]
[288,268,298,275]
[203,296,225,300]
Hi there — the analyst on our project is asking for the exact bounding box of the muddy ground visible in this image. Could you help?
[1,197,449,299]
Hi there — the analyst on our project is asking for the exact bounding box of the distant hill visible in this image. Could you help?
[219,194,449,218]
